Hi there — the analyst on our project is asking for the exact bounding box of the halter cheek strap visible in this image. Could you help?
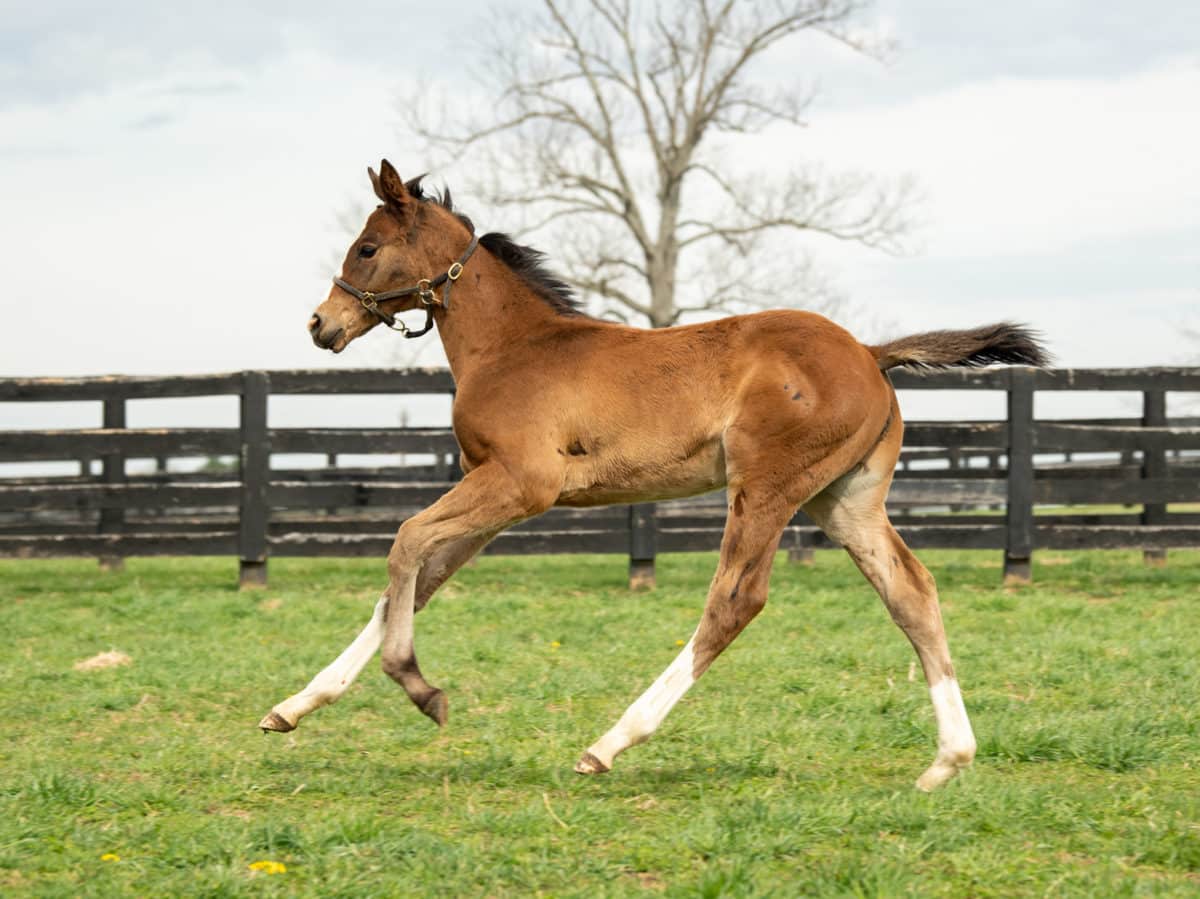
[332,236,479,339]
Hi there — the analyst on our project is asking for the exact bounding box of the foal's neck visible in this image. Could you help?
[434,246,565,379]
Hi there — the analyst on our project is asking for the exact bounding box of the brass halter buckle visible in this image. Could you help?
[358,291,408,333]
[416,279,437,306]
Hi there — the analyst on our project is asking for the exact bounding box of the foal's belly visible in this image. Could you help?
[554,438,727,508]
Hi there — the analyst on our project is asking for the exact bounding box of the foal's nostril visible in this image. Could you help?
[308,314,321,332]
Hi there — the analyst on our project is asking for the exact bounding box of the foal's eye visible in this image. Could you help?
[358,245,377,259]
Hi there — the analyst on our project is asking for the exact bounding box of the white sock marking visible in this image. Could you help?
[585,637,697,767]
[272,596,386,725]
[930,678,975,758]
[917,677,977,790]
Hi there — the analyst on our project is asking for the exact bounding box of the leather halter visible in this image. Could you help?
[332,236,479,339]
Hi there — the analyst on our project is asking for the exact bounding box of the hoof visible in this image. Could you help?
[574,751,610,775]
[258,711,296,733]
[916,743,976,791]
[915,760,966,792]
[420,689,449,727]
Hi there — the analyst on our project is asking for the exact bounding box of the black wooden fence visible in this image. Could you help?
[2,367,1198,587]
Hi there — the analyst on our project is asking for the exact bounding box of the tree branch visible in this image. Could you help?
[390,0,912,330]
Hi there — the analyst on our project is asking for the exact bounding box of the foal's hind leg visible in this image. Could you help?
[576,486,795,774]
[805,472,977,790]
[258,531,493,732]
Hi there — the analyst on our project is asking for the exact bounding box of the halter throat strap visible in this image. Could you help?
[332,236,479,339]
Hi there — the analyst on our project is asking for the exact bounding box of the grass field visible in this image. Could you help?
[2,549,1198,897]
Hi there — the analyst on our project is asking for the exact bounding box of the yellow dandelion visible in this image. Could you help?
[100,853,121,862]
[248,860,287,875]
[550,641,561,649]
[675,639,685,647]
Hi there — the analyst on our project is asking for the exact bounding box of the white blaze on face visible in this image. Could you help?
[584,637,698,769]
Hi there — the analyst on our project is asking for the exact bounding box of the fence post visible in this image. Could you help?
[628,503,657,590]
[1004,367,1035,584]
[1141,387,1167,567]
[239,371,270,589]
[98,394,126,571]
[787,527,815,565]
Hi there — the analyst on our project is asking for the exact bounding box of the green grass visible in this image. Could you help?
[1,550,1198,897]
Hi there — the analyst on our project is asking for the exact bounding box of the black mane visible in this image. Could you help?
[404,175,586,317]
[476,233,584,316]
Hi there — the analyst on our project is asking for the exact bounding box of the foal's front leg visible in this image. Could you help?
[258,532,492,733]
[377,463,552,725]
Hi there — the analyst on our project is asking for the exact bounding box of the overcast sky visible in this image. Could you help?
[1,1,1198,430]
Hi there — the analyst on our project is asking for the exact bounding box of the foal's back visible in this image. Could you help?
[457,308,895,509]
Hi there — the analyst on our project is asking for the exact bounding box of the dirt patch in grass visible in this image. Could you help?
[73,650,131,671]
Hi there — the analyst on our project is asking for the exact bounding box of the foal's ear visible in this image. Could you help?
[368,166,385,202]
[376,159,413,212]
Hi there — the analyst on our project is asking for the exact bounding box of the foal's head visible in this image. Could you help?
[309,160,471,353]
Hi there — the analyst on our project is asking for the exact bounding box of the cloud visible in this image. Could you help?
[1,1,1196,396]
[125,111,176,131]
[0,43,413,378]
[874,1,1200,89]
[796,59,1200,258]
[0,4,280,105]
[733,59,1197,363]
[0,1,484,107]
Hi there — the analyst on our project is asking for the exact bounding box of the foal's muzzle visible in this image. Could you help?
[308,314,344,352]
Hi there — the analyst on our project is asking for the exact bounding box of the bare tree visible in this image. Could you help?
[404,0,914,328]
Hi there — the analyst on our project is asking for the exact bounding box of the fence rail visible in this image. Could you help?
[2,367,1199,586]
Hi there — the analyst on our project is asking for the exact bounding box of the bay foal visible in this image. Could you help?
[260,160,1046,790]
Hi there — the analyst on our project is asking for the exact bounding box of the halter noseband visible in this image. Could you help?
[332,236,479,339]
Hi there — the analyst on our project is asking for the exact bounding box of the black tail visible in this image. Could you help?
[870,322,1049,371]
